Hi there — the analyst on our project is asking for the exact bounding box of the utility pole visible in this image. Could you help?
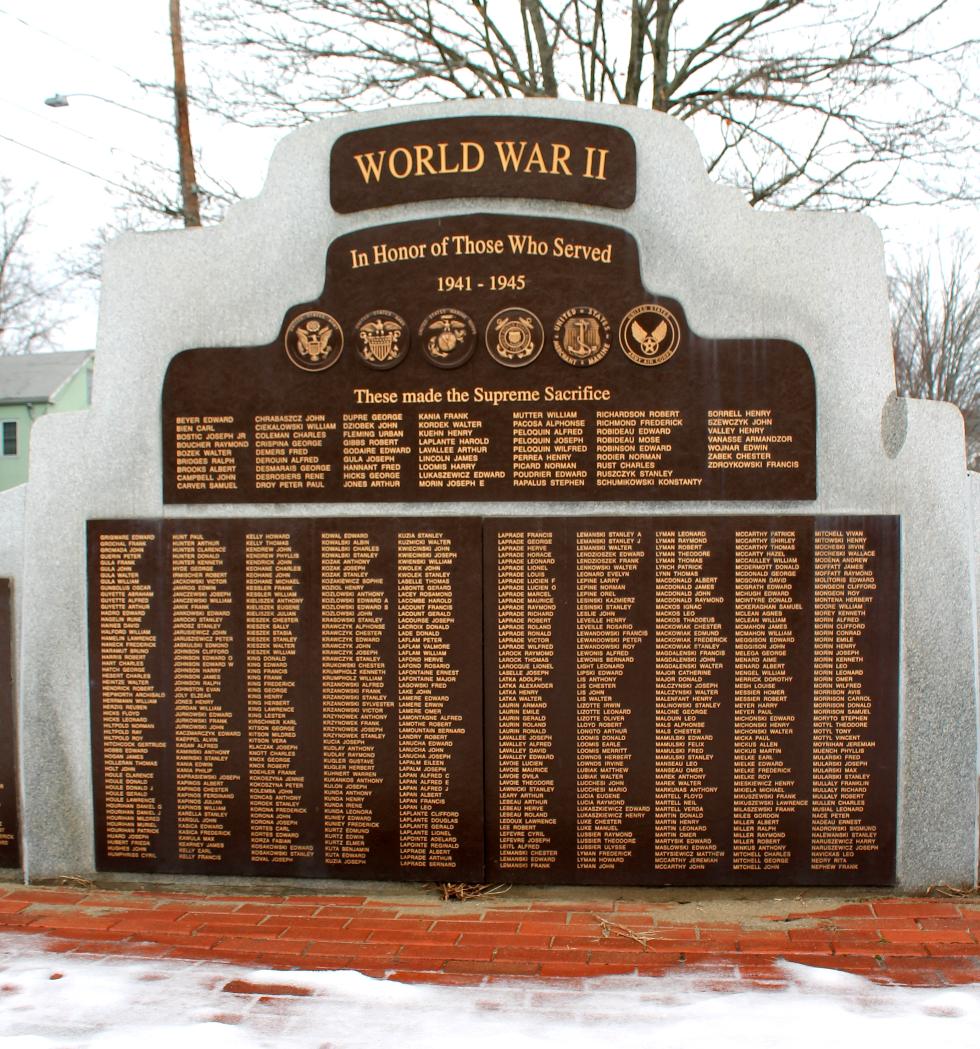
[169,0,202,227]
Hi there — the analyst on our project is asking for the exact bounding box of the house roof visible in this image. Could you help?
[0,351,93,406]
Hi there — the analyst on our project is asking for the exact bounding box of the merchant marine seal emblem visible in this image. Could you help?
[553,307,611,366]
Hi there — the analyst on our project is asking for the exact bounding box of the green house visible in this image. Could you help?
[0,351,94,492]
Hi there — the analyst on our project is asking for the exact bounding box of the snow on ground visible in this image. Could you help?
[0,933,978,1048]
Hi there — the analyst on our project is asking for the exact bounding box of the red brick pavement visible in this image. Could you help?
[0,884,977,989]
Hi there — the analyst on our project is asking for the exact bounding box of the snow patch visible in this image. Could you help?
[0,933,977,1048]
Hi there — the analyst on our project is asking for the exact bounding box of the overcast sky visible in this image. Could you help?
[1,0,977,352]
[1,0,280,350]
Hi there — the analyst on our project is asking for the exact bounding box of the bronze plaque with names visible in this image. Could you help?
[87,518,484,881]
[330,116,636,212]
[163,214,816,504]
[0,579,18,868]
[484,516,899,886]
[89,515,898,886]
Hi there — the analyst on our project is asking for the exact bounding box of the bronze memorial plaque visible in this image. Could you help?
[87,519,484,880]
[484,516,899,886]
[329,116,637,212]
[163,215,816,504]
[89,515,897,885]
[0,579,19,868]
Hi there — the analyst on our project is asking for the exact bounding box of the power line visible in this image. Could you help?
[1,111,238,208]
[0,5,146,83]
[0,95,176,179]
[0,131,135,194]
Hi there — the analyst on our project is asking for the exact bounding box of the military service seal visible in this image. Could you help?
[284,311,344,371]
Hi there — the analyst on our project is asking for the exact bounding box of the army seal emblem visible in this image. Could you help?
[486,308,544,367]
[619,304,681,366]
[354,310,409,369]
[284,311,344,371]
[419,309,477,369]
[553,307,611,366]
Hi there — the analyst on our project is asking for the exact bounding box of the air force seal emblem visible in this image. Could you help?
[619,304,681,366]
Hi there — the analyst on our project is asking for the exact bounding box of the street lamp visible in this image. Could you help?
[43,66,201,227]
[43,93,171,127]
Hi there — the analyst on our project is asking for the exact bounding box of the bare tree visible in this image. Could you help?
[62,169,237,296]
[70,0,232,236]
[109,164,237,232]
[0,181,65,356]
[120,0,234,230]
[891,237,980,467]
[190,0,978,210]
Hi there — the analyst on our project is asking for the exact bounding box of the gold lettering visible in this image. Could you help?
[388,147,413,179]
[354,138,617,189]
[403,388,444,405]
[551,143,572,175]
[413,144,438,176]
[583,146,609,181]
[495,140,527,172]
[461,141,485,173]
[437,142,460,174]
[354,388,400,405]
[353,151,386,183]
[524,142,548,174]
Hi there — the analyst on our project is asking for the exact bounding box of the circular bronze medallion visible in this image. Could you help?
[418,308,477,369]
[553,307,611,366]
[284,311,344,371]
[354,310,409,370]
[485,308,544,368]
[619,304,681,366]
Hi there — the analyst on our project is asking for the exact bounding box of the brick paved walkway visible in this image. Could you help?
[0,883,977,989]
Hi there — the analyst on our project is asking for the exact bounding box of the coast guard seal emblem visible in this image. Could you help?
[486,308,544,367]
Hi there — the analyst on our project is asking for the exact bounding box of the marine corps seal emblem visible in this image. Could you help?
[419,309,477,369]
[486,308,544,367]
[284,311,344,371]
